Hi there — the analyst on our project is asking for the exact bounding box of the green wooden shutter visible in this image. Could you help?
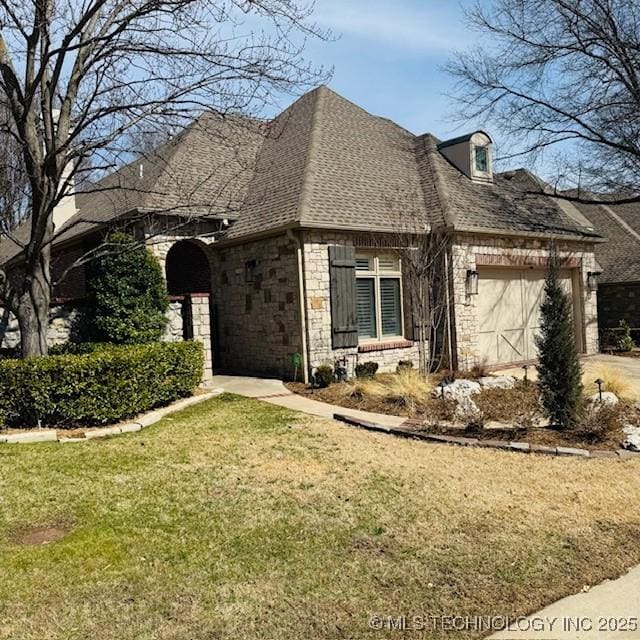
[329,245,358,348]
[402,269,415,341]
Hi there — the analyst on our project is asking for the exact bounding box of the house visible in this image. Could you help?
[571,199,640,333]
[0,86,604,380]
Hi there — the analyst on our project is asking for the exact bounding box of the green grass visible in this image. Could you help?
[1,394,640,639]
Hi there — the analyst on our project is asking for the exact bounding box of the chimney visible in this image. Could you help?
[437,131,493,183]
[51,109,78,230]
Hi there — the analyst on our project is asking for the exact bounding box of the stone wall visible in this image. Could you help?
[163,300,185,342]
[213,234,303,379]
[450,233,600,368]
[597,282,640,330]
[302,230,419,376]
[0,303,82,351]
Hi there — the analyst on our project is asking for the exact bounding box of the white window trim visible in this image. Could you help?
[355,253,405,343]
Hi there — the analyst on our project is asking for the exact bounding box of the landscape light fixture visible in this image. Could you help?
[594,377,604,402]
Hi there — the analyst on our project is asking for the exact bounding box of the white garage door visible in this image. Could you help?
[476,268,575,365]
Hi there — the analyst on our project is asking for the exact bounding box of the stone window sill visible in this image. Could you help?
[358,340,414,353]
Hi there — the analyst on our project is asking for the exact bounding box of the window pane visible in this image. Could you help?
[379,255,400,272]
[475,146,488,172]
[380,278,401,337]
[356,278,377,339]
[356,256,373,271]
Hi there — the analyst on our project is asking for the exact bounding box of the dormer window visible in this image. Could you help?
[474,145,489,173]
[437,130,493,183]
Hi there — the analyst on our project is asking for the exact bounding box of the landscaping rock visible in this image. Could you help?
[454,395,483,424]
[587,391,619,406]
[85,426,122,439]
[4,430,58,444]
[120,423,143,434]
[622,424,640,452]
[478,375,516,390]
[556,446,590,457]
[433,379,481,401]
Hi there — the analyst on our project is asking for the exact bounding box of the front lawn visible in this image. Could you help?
[1,395,640,639]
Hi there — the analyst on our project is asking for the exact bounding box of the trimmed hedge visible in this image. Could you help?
[0,341,204,428]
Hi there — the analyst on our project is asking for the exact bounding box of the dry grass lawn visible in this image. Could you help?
[1,394,640,639]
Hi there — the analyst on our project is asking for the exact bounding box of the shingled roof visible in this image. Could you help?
[227,87,601,241]
[572,200,640,284]
[0,111,264,265]
[1,85,601,266]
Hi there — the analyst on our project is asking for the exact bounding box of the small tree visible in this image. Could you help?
[536,246,583,428]
[86,232,169,344]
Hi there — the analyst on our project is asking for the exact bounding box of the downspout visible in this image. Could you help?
[287,228,310,384]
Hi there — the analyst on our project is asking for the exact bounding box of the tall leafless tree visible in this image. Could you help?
[378,187,452,376]
[448,0,640,202]
[0,0,328,357]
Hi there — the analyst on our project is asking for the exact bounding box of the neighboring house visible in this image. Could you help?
[0,86,603,380]
[571,199,640,332]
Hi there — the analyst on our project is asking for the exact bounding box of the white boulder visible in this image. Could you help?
[454,395,483,424]
[433,379,482,402]
[587,391,619,406]
[622,424,640,451]
[478,376,516,390]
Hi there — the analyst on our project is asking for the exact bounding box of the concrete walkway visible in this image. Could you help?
[211,373,640,640]
[209,375,406,427]
[490,565,640,639]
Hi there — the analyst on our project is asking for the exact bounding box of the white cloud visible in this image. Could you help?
[314,0,467,53]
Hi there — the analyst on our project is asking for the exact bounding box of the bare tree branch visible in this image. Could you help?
[448,0,640,203]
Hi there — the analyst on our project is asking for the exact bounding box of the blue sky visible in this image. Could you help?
[304,0,480,139]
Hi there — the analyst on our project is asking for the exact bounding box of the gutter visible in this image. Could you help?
[287,228,310,384]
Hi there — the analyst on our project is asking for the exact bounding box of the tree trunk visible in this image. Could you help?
[14,260,51,358]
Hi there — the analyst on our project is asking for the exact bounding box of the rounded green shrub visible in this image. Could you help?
[396,360,414,374]
[355,361,379,380]
[85,231,169,344]
[313,365,334,388]
[0,341,203,428]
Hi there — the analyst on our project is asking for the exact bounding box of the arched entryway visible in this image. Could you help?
[165,240,216,376]
[165,239,212,295]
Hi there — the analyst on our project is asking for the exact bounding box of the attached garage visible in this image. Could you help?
[476,267,582,365]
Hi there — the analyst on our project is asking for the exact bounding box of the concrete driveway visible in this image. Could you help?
[497,353,640,400]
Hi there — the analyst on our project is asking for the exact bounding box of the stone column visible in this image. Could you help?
[186,293,213,380]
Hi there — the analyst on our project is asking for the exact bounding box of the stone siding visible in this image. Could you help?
[213,234,303,379]
[597,282,640,330]
[451,233,600,368]
[163,300,185,342]
[0,303,82,351]
[302,230,419,376]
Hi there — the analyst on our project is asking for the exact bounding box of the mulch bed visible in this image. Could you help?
[285,380,640,452]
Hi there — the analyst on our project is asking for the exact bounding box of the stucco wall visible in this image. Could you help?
[451,233,600,368]
[213,234,303,379]
[302,230,419,375]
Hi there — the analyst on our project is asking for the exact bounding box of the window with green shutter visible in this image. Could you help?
[355,253,404,342]
[329,246,359,348]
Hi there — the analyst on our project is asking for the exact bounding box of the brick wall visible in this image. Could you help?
[302,230,419,375]
[451,233,600,368]
[597,282,640,329]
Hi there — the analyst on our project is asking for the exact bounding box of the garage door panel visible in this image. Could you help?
[476,267,575,365]
[498,329,526,363]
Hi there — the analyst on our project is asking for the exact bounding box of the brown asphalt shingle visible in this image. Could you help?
[573,201,640,283]
[1,86,600,266]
